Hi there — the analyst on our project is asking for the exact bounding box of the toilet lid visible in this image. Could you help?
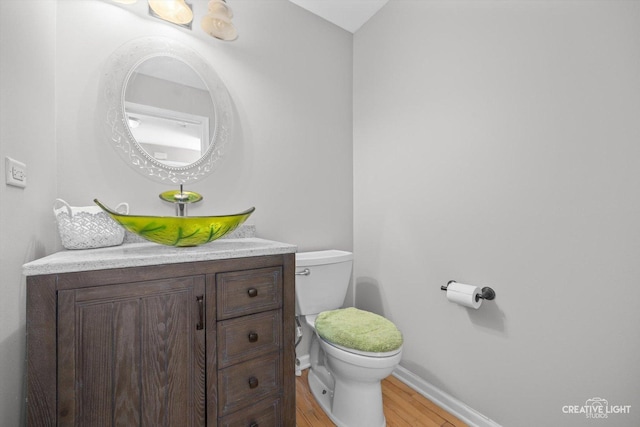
[314,307,403,353]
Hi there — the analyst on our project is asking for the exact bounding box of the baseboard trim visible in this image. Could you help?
[297,354,310,371]
[392,366,501,427]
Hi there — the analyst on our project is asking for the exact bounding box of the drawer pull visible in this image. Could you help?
[249,423,259,427]
[247,288,258,298]
[248,376,259,389]
[248,332,259,342]
[196,295,204,330]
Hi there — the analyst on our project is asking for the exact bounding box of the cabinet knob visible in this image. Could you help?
[248,376,259,389]
[248,332,259,343]
[247,288,258,298]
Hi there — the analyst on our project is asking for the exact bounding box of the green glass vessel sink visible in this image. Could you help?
[94,199,255,247]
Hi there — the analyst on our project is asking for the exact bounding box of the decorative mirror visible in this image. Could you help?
[102,37,232,184]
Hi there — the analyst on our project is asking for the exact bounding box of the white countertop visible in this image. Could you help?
[23,238,297,276]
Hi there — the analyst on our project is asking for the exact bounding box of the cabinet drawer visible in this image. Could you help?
[218,397,281,427]
[217,267,282,319]
[218,310,282,368]
[218,352,282,416]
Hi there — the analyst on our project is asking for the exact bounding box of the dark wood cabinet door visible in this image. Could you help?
[57,276,206,427]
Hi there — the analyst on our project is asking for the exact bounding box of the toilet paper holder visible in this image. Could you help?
[440,280,496,302]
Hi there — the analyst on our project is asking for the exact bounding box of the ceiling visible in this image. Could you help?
[288,0,389,33]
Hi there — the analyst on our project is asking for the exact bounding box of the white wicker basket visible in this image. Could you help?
[54,199,129,250]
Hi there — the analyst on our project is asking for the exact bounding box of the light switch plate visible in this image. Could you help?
[5,157,27,188]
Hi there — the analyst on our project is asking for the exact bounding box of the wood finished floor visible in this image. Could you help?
[296,369,468,427]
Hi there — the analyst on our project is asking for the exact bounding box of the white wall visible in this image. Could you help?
[0,1,352,425]
[0,1,58,426]
[354,1,640,426]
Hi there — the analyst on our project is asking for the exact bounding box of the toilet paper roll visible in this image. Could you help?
[446,282,482,309]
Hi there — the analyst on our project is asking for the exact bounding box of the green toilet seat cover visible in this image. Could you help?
[315,307,403,353]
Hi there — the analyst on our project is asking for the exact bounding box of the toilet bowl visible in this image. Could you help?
[295,251,403,427]
[305,315,403,427]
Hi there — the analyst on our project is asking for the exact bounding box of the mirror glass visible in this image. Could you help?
[102,37,232,184]
[124,56,214,167]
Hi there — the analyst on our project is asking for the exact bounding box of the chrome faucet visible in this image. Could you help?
[159,185,203,217]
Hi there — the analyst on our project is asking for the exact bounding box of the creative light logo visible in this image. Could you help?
[562,397,631,419]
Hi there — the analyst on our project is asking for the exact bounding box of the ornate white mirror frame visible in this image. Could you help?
[102,37,233,184]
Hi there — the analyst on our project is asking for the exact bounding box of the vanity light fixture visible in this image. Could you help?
[201,0,238,41]
[109,0,237,41]
[148,0,194,28]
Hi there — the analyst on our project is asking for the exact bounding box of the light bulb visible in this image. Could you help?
[148,0,193,25]
[201,0,237,41]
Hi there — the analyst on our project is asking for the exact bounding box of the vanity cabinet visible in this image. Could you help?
[26,248,295,427]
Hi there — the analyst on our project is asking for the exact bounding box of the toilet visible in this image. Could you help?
[295,250,403,427]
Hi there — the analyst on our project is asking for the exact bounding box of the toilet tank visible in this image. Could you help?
[295,250,353,316]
